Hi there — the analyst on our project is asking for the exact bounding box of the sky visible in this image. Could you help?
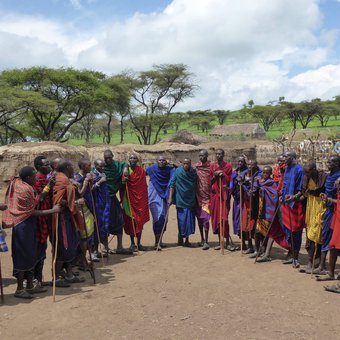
[1,0,340,111]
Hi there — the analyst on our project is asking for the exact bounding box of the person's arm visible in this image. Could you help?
[32,204,61,216]
[168,187,174,206]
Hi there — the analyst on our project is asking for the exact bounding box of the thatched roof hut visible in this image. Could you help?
[210,123,266,139]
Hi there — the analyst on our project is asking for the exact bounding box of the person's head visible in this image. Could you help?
[262,166,272,180]
[327,155,340,172]
[215,149,224,163]
[303,161,317,178]
[238,156,246,169]
[199,149,209,164]
[78,158,92,174]
[34,155,51,175]
[51,158,61,171]
[57,159,74,178]
[94,159,105,173]
[247,159,257,172]
[284,150,297,166]
[19,166,37,186]
[128,154,138,168]
[277,154,285,166]
[157,155,167,169]
[183,158,191,171]
[104,150,113,166]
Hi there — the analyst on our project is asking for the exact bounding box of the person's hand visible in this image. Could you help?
[236,176,242,183]
[285,194,294,203]
[320,193,328,202]
[123,168,129,178]
[51,204,61,213]
[0,203,8,211]
[214,170,223,177]
[279,196,283,203]
[76,198,85,206]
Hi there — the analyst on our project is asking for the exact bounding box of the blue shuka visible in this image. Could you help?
[146,164,175,237]
[92,170,111,240]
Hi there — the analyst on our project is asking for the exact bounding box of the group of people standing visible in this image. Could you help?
[0,148,339,301]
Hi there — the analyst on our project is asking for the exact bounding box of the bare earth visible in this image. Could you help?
[1,208,340,340]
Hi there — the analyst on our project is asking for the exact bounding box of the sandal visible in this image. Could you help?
[14,289,34,299]
[256,256,272,263]
[315,273,335,282]
[65,276,86,284]
[26,286,48,294]
[226,244,236,252]
[324,284,340,294]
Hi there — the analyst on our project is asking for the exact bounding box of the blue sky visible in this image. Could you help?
[1,0,340,110]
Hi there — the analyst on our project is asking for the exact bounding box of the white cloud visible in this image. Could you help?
[0,0,340,110]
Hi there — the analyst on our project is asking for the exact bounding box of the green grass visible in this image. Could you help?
[67,115,340,145]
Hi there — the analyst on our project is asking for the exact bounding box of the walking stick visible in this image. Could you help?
[52,212,59,303]
[287,203,297,267]
[249,169,253,242]
[0,255,4,304]
[254,202,281,264]
[125,183,139,255]
[239,182,244,256]
[89,190,105,267]
[80,206,96,284]
[156,206,170,251]
[219,177,224,255]
[311,225,322,278]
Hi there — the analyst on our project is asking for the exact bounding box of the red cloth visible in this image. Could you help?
[330,191,340,250]
[2,177,36,228]
[241,196,255,232]
[281,201,305,232]
[34,173,52,243]
[273,164,285,195]
[209,161,232,237]
[121,166,150,236]
[195,161,211,209]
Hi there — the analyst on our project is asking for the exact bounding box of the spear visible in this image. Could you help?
[239,181,244,256]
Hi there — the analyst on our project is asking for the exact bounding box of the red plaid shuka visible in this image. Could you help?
[34,173,52,243]
[2,177,36,228]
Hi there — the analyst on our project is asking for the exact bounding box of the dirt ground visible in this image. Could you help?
[1,207,340,340]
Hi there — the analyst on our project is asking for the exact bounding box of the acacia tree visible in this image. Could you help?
[102,76,131,144]
[0,67,113,141]
[126,64,197,145]
[214,110,229,125]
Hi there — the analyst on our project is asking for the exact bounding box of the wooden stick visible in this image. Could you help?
[254,203,281,264]
[239,182,244,256]
[125,183,139,255]
[219,177,224,255]
[156,206,170,251]
[0,255,4,304]
[80,206,96,284]
[52,212,59,303]
[89,190,105,267]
